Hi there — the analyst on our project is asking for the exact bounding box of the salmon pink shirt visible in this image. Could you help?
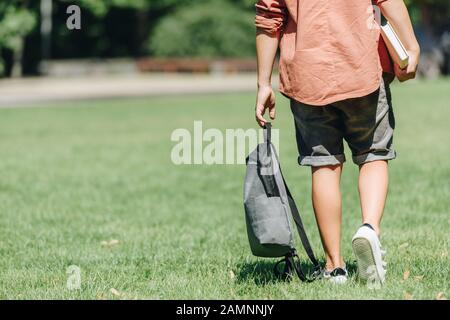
[255,0,391,106]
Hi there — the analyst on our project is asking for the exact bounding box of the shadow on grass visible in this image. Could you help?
[235,260,281,286]
[346,260,358,276]
[236,258,358,286]
[235,258,318,286]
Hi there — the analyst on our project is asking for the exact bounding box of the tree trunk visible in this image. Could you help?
[11,38,24,78]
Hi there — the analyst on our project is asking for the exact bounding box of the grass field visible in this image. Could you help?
[0,78,449,300]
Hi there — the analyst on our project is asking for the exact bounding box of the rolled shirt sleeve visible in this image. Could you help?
[255,0,287,34]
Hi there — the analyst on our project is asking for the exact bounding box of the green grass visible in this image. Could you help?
[0,78,449,300]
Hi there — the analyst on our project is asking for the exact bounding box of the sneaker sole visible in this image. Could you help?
[352,237,379,282]
[352,226,386,286]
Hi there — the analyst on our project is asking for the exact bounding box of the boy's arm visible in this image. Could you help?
[255,30,279,127]
[378,0,420,82]
[254,0,286,127]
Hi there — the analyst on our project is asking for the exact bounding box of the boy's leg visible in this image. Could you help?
[337,75,395,283]
[312,164,345,270]
[359,160,389,236]
[338,76,395,236]
[290,100,347,272]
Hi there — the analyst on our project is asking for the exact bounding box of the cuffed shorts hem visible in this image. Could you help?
[352,149,396,165]
[298,154,346,167]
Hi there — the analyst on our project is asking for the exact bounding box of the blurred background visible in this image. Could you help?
[0,0,449,82]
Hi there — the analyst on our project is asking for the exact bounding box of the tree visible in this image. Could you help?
[149,0,255,58]
[74,0,149,17]
[0,1,36,76]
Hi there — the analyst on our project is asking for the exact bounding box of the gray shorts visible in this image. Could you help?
[290,76,396,166]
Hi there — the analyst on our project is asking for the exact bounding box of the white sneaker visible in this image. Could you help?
[352,225,387,285]
[322,267,348,285]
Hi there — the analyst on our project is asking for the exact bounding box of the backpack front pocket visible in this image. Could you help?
[245,195,292,246]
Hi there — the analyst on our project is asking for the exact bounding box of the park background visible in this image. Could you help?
[0,0,449,299]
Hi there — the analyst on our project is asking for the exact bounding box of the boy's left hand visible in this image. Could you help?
[395,49,420,82]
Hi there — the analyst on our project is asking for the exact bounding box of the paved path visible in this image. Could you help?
[0,73,276,108]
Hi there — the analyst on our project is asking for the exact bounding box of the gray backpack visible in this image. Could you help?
[244,123,321,281]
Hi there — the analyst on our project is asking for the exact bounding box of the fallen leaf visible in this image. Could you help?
[399,242,409,250]
[414,275,424,281]
[403,270,410,280]
[96,293,105,300]
[229,270,235,280]
[436,292,446,300]
[101,239,120,247]
[110,288,121,297]
[404,292,413,300]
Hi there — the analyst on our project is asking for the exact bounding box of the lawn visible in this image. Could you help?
[0,78,449,300]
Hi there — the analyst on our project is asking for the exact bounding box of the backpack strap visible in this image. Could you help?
[263,122,272,157]
[285,183,320,268]
[274,250,307,281]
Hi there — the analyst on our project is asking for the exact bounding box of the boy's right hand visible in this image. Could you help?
[255,85,276,127]
[395,49,420,82]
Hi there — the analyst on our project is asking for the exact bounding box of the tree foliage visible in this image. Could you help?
[149,0,255,57]
[74,0,149,17]
[0,1,36,75]
[0,4,35,49]
[1,0,449,76]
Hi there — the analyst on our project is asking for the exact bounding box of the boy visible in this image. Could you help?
[254,0,420,284]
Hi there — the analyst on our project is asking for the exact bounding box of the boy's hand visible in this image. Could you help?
[255,85,276,127]
[395,49,420,82]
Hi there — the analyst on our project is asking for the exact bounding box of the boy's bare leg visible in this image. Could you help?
[358,160,389,236]
[311,164,345,271]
